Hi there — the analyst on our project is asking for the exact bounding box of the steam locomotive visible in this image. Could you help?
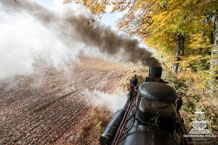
[100,67,191,145]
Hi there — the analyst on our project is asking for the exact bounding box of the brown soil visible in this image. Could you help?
[0,56,133,145]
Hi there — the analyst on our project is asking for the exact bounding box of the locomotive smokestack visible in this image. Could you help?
[146,67,165,83]
[149,67,162,78]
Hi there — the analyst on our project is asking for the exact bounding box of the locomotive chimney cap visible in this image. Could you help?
[146,67,167,83]
[149,67,162,78]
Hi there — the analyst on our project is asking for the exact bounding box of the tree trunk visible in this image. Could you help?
[180,36,185,55]
[173,34,184,73]
[210,31,214,44]
[209,14,218,95]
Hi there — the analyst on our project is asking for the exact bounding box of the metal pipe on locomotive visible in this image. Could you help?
[100,67,191,145]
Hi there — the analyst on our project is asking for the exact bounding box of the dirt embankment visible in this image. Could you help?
[0,56,134,145]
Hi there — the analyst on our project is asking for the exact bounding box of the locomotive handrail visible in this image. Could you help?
[114,96,137,145]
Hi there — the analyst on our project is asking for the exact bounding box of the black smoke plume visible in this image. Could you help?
[0,0,161,67]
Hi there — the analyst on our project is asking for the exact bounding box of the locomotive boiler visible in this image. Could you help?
[100,67,191,145]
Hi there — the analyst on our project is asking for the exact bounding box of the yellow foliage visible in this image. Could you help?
[67,0,218,93]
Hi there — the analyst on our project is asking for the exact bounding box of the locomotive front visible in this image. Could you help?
[100,67,188,145]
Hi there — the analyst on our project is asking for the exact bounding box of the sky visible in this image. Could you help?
[40,0,53,7]
[39,0,120,28]
[38,0,151,55]
[38,0,148,44]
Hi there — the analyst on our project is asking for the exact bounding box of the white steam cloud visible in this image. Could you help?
[0,0,88,80]
[84,90,126,113]
[0,0,160,80]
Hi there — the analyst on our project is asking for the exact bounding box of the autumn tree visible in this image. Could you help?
[66,0,218,95]
[195,0,218,95]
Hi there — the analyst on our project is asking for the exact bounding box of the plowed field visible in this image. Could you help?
[0,56,130,145]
